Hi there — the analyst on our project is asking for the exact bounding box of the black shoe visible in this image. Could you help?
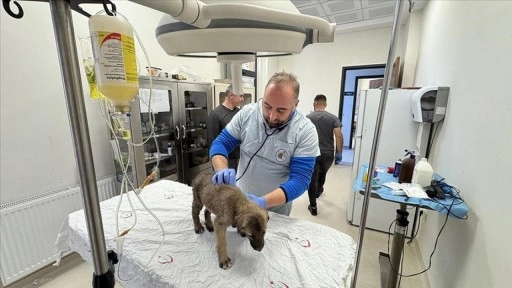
[308,205,317,216]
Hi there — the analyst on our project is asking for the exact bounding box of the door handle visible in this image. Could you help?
[182,125,187,139]
[175,126,180,139]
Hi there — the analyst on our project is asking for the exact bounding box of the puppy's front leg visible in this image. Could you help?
[192,200,204,234]
[213,219,232,269]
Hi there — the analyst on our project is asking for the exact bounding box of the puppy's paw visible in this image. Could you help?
[194,225,205,234]
[218,256,232,269]
[206,224,214,232]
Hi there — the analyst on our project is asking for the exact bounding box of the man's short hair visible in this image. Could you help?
[225,84,233,95]
[265,72,300,99]
[314,94,327,105]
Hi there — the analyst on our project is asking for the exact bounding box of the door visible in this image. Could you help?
[347,90,368,221]
[177,82,213,184]
[338,65,386,149]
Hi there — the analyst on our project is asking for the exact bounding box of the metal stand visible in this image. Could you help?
[379,204,409,288]
[48,0,115,287]
[350,0,404,287]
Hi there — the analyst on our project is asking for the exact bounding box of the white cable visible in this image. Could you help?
[98,99,139,237]
[93,10,166,283]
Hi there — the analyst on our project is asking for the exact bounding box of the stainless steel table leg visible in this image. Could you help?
[385,204,409,288]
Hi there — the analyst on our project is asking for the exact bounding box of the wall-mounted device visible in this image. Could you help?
[410,86,450,123]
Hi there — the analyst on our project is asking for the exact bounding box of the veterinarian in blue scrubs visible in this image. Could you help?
[209,72,319,216]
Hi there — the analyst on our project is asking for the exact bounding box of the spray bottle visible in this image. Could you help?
[398,150,417,183]
[89,14,139,112]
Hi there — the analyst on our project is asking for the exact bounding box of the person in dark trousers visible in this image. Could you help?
[306,94,343,215]
[207,84,245,170]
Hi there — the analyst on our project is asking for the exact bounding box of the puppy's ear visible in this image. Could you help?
[234,214,249,231]
[235,216,248,237]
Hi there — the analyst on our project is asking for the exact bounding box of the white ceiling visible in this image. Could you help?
[291,0,427,33]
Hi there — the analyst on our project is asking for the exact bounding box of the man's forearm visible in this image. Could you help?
[336,135,343,153]
[263,188,287,207]
[211,155,228,172]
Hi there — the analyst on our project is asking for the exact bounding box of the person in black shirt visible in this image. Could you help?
[207,85,245,169]
[306,94,343,215]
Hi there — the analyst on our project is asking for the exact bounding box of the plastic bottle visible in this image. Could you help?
[398,150,416,183]
[89,15,139,112]
[411,158,434,187]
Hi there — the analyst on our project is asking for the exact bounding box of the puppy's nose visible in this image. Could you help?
[251,242,264,251]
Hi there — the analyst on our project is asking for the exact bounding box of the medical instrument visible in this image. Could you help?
[89,14,139,113]
[79,36,104,100]
[235,104,296,182]
[144,0,336,96]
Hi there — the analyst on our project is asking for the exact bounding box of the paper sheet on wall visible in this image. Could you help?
[138,89,170,113]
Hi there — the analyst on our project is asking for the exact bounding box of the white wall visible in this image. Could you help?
[256,57,279,99]
[0,2,221,204]
[278,27,401,121]
[401,9,423,87]
[414,2,512,287]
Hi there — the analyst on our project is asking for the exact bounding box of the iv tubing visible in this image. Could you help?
[95,11,166,283]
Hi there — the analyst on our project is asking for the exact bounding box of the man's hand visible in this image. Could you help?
[246,193,267,208]
[212,168,236,185]
[335,152,343,164]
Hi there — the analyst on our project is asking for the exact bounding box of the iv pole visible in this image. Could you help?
[350,0,405,287]
[48,0,116,286]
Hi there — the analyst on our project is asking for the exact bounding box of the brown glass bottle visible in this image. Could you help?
[398,153,416,183]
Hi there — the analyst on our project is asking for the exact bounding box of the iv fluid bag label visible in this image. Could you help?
[91,31,137,84]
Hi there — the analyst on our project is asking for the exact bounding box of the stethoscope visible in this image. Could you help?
[235,100,296,181]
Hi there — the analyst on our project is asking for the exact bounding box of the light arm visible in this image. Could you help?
[128,0,335,42]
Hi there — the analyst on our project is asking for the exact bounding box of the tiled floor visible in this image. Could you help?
[6,165,430,288]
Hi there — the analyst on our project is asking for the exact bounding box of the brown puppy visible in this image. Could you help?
[191,174,270,269]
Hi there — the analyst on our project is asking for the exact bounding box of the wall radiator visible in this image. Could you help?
[0,177,116,286]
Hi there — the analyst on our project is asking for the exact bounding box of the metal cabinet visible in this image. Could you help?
[112,76,212,186]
